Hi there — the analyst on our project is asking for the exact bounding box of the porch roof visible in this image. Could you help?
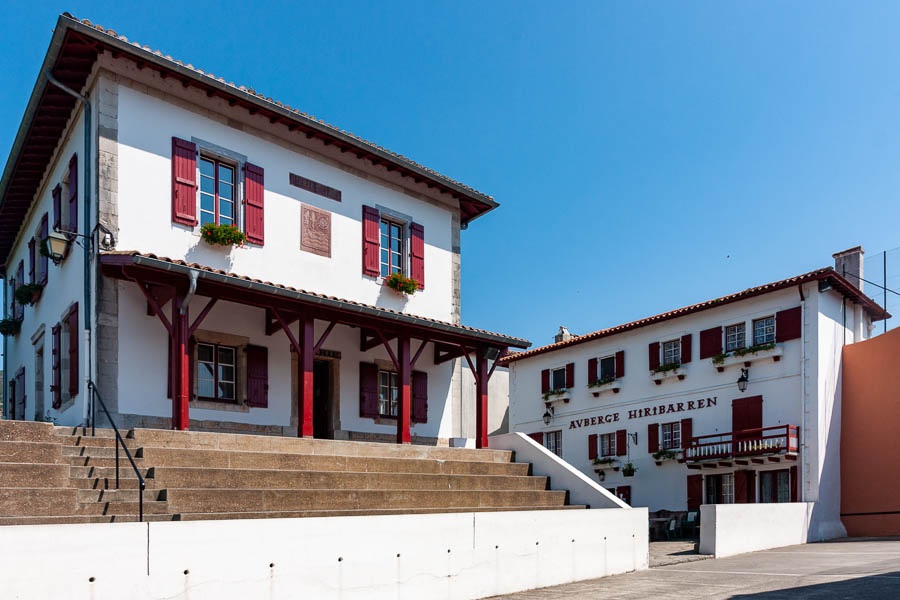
[99,251,530,350]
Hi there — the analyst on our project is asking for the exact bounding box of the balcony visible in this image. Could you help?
[682,424,799,466]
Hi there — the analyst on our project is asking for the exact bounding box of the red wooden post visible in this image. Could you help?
[476,349,489,449]
[298,316,314,438]
[397,335,411,444]
[173,299,190,431]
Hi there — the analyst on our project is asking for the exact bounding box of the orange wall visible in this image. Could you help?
[841,327,900,536]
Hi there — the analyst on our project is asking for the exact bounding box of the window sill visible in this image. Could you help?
[190,398,249,413]
[542,390,571,404]
[713,344,783,372]
[589,380,620,396]
[593,460,620,472]
[651,366,686,385]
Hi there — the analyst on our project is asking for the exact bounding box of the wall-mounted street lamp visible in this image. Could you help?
[542,406,554,426]
[45,225,115,265]
[737,368,750,393]
[628,432,638,445]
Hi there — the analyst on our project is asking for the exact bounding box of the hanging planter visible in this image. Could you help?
[622,462,637,477]
[14,282,44,306]
[200,222,246,247]
[384,272,418,295]
[0,318,23,337]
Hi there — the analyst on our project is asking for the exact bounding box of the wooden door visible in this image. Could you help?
[732,395,763,440]
[687,474,703,510]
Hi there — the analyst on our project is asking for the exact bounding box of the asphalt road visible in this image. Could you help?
[488,538,900,599]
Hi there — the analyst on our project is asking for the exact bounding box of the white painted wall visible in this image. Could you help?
[0,509,648,599]
[699,502,817,557]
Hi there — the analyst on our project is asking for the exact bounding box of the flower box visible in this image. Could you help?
[0,318,23,337]
[592,458,620,471]
[712,343,783,372]
[589,378,620,396]
[384,272,418,295]
[14,283,44,306]
[651,364,686,385]
[542,389,570,404]
[201,222,246,247]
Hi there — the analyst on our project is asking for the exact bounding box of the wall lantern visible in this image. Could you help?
[737,368,750,393]
[45,230,72,265]
[542,406,554,426]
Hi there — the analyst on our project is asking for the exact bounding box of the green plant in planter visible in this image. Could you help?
[0,317,23,336]
[711,352,728,365]
[733,342,776,357]
[542,388,566,402]
[588,376,616,388]
[622,462,637,476]
[652,449,677,461]
[39,238,52,258]
[652,362,680,375]
[592,456,616,466]
[384,272,418,295]
[14,282,44,306]
[200,222,246,247]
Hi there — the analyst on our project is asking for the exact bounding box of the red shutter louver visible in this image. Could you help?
[410,222,425,290]
[359,362,379,418]
[648,423,659,453]
[28,237,35,284]
[587,358,598,384]
[680,418,692,449]
[15,368,25,420]
[648,342,660,371]
[776,306,802,342]
[565,362,575,388]
[246,345,268,407]
[39,214,49,285]
[687,474,703,511]
[746,470,757,503]
[699,326,723,359]
[171,137,198,226]
[15,261,24,319]
[67,303,79,399]
[527,432,543,445]
[412,370,428,423]
[362,206,380,277]
[51,323,61,408]
[680,334,692,364]
[588,433,598,460]
[243,163,265,245]
[790,466,799,502]
[68,154,78,234]
[615,350,625,378]
[541,369,550,394]
[52,185,61,231]
[615,429,627,456]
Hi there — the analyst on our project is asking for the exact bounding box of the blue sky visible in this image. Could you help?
[3,2,899,347]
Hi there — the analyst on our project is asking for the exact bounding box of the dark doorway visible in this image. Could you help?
[313,359,332,439]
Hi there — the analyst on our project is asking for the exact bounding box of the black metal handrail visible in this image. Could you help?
[88,381,144,522]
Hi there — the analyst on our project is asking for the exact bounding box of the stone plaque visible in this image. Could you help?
[301,204,332,258]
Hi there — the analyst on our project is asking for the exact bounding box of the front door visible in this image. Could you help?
[313,359,332,439]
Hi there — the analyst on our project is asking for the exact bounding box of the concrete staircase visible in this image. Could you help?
[0,421,581,525]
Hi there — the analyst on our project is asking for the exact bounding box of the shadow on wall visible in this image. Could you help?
[730,572,900,599]
[810,354,847,541]
[489,406,509,437]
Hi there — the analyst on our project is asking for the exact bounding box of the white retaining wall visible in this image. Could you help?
[699,502,818,558]
[0,509,648,599]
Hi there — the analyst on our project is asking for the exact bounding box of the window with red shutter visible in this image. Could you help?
[246,345,268,407]
[361,206,380,276]
[541,369,550,394]
[244,163,265,245]
[410,222,424,290]
[15,261,24,319]
[51,323,61,408]
[67,154,78,234]
[790,465,799,502]
[171,137,198,226]
[565,362,575,388]
[28,238,35,284]
[680,418,692,449]
[39,213,49,285]
[52,185,62,231]
[699,326,723,359]
[67,303,79,399]
[648,423,659,453]
[615,429,627,456]
[412,370,428,423]
[776,306,802,342]
[527,432,543,445]
[615,350,625,378]
[588,433,598,460]
[687,474,703,511]
[359,362,379,418]
[648,342,660,371]
[680,334,692,364]
[587,358,597,384]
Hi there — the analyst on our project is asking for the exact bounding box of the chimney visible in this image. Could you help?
[833,246,864,291]
[554,326,574,343]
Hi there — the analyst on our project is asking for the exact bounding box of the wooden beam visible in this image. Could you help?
[313,321,336,354]
[375,328,400,372]
[189,298,218,336]
[410,338,429,369]
[433,341,467,365]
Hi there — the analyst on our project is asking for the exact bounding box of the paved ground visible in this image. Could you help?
[649,540,710,567]
[489,538,900,599]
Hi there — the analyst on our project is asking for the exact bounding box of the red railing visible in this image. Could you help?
[683,424,799,461]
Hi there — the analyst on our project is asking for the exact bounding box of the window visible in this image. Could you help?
[721,473,734,504]
[753,316,775,346]
[599,432,616,457]
[599,356,616,380]
[705,473,735,504]
[199,157,236,228]
[197,342,236,402]
[544,430,562,457]
[725,323,745,352]
[550,366,567,391]
[378,370,399,417]
[663,339,681,366]
[760,470,791,503]
[379,218,404,277]
[661,422,681,450]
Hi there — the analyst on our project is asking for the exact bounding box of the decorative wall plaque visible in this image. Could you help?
[290,173,341,202]
[301,204,332,258]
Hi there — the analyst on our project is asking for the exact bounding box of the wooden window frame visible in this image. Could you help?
[198,155,239,229]
[599,432,616,457]
[598,355,616,380]
[196,341,237,403]
[377,369,400,418]
[760,469,791,503]
[379,217,405,278]
[753,316,776,346]
[661,421,682,450]
[543,430,562,457]
[550,366,567,391]
[662,339,681,366]
[725,322,746,352]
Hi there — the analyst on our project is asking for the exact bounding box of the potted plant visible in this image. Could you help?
[542,388,567,402]
[384,272,418,295]
[622,462,637,477]
[592,456,617,470]
[652,449,677,465]
[200,222,246,247]
[14,282,44,306]
[0,317,22,336]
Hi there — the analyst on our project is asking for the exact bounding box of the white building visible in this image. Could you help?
[0,14,527,447]
[504,247,887,539]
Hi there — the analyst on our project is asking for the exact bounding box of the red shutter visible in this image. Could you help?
[28,238,35,284]
[541,369,550,394]
[67,303,79,399]
[699,326,723,359]
[15,262,24,319]
[648,342,660,371]
[565,362,575,388]
[244,163,265,245]
[361,205,380,277]
[587,358,597,384]
[39,214,49,285]
[746,470,757,503]
[51,323,61,408]
[776,306,802,342]
[732,396,763,437]
[648,423,659,453]
[615,350,625,378]
[734,471,748,504]
[166,337,173,399]
[680,334,692,364]
[16,368,25,420]
[412,370,428,423]
[527,432,544,445]
[171,137,198,226]
[67,154,78,234]
[687,474,703,510]
[246,344,268,407]
[188,337,195,402]
[680,418,692,449]
[615,429,626,456]
[588,433,598,460]
[790,465,799,502]
[52,185,61,231]
[359,362,379,418]
[616,485,631,505]
[410,222,425,290]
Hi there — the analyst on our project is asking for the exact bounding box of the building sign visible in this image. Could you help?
[300,204,332,258]
[568,397,717,430]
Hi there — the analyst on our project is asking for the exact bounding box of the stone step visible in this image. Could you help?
[75,500,169,516]
[54,426,120,439]
[164,488,568,513]
[0,441,63,464]
[0,463,72,488]
[177,505,587,521]
[67,465,153,480]
[0,421,57,442]
[69,477,154,490]
[150,467,548,492]
[132,429,513,463]
[0,488,77,516]
[65,455,146,469]
[55,435,136,450]
[61,445,137,458]
[76,488,165,503]
[0,513,177,526]
[137,447,530,476]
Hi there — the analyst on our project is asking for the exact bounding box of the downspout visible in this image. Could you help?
[180,270,198,315]
[799,284,808,502]
[45,72,92,425]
